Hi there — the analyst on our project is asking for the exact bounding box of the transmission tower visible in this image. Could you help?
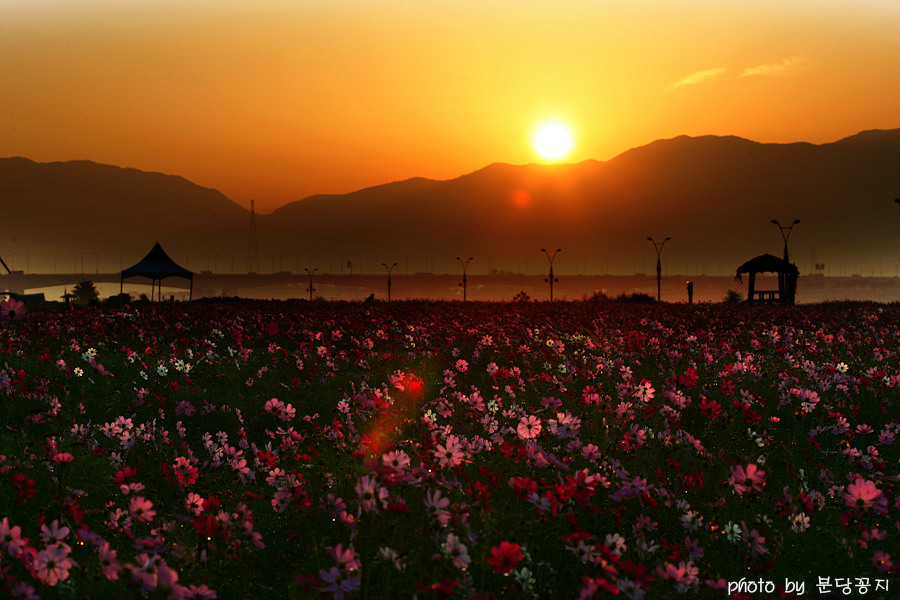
[247,199,260,273]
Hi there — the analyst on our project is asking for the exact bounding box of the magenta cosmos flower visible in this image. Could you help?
[843,478,882,510]
[729,463,766,494]
[0,297,27,323]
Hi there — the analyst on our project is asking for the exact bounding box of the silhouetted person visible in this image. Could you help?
[686,281,694,304]
[364,293,375,304]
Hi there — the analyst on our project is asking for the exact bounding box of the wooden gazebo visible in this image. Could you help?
[735,253,799,305]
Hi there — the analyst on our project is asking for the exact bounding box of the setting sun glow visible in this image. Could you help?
[533,124,574,161]
[3,1,900,210]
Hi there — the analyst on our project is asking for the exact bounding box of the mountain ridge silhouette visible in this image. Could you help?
[3,128,900,275]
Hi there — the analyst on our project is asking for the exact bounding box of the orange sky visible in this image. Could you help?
[3,0,900,213]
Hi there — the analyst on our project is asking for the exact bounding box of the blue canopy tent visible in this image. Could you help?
[120,243,193,301]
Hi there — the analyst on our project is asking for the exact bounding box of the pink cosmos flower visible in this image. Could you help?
[157,563,179,591]
[444,533,471,570]
[581,443,601,461]
[355,475,387,512]
[382,449,411,473]
[52,452,74,464]
[8,582,38,599]
[129,496,156,522]
[581,386,601,406]
[434,435,465,468]
[330,543,361,573]
[179,584,218,598]
[729,463,766,494]
[517,415,542,439]
[657,561,699,591]
[98,542,121,580]
[131,552,162,589]
[741,522,768,556]
[548,412,580,439]
[0,517,29,557]
[0,298,27,323]
[264,398,285,415]
[634,379,655,402]
[872,551,893,572]
[843,478,883,510]
[40,520,70,545]
[424,489,451,527]
[186,492,205,516]
[33,544,75,586]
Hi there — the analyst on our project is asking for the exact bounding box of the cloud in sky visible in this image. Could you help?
[742,55,807,77]
[669,67,728,90]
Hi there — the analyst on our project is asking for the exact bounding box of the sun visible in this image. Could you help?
[533,123,574,161]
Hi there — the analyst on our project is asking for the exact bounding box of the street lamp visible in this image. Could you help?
[382,262,397,302]
[771,219,800,262]
[304,268,317,301]
[456,256,473,301]
[647,237,670,302]
[541,248,561,301]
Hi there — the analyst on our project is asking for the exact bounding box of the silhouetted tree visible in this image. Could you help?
[72,280,100,306]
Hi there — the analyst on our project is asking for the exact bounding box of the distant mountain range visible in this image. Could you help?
[3,128,900,277]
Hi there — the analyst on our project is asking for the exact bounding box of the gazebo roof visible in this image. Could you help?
[735,253,799,276]
[121,242,193,281]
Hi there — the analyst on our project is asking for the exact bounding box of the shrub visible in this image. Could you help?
[722,289,743,303]
[615,292,656,303]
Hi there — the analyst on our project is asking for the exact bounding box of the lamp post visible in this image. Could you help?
[771,219,800,262]
[304,268,317,301]
[382,262,397,302]
[456,256,473,301]
[541,248,561,301]
[647,237,670,302]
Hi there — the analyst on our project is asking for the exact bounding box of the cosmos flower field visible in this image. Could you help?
[1,298,898,599]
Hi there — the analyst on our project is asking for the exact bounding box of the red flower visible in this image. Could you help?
[10,472,37,501]
[675,367,699,388]
[193,514,221,538]
[113,466,137,485]
[173,457,199,486]
[256,449,278,468]
[486,541,523,574]
[295,573,320,593]
[509,477,538,500]
[416,578,458,598]
[698,398,722,419]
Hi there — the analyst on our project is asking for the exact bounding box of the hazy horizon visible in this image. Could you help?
[3,1,900,213]
[5,127,897,217]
